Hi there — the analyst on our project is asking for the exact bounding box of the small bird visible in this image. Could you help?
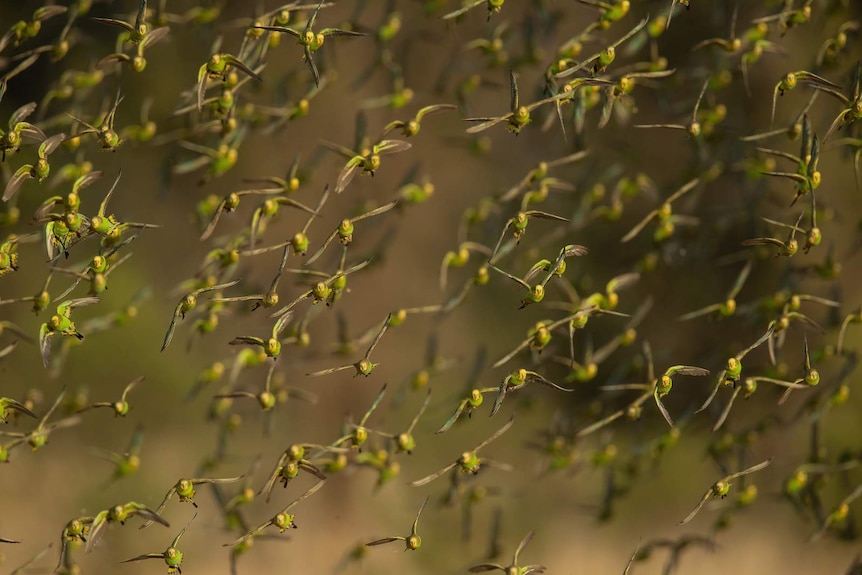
[122,512,197,574]
[161,280,241,352]
[87,502,169,552]
[141,475,244,529]
[678,459,773,525]
[366,496,429,551]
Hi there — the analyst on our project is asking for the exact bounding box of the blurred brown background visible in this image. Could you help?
[1,0,862,573]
